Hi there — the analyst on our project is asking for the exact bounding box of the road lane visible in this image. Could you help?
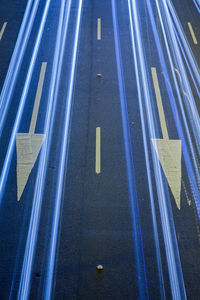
[0,1,62,299]
[52,0,147,298]
[142,0,200,298]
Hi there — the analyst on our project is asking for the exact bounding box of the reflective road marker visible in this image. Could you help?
[96,127,101,174]
[0,22,7,40]
[151,67,182,210]
[97,18,101,40]
[188,22,198,44]
[16,62,47,201]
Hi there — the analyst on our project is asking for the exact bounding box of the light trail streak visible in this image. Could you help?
[43,0,83,298]
[193,0,200,13]
[160,0,200,158]
[146,0,200,222]
[147,0,200,292]
[17,0,73,299]
[153,0,200,216]
[112,1,149,298]
[171,24,200,95]
[174,29,200,99]
[44,0,83,300]
[0,0,40,137]
[167,0,200,99]
[165,0,200,203]
[166,0,200,175]
[0,0,51,207]
[129,0,186,298]
[128,1,166,298]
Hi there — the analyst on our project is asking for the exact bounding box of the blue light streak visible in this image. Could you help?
[0,0,51,206]
[175,29,200,100]
[17,0,74,298]
[0,0,40,137]
[161,0,200,158]
[193,0,200,13]
[167,0,200,92]
[146,0,200,223]
[127,0,166,298]
[128,0,187,298]
[112,0,149,298]
[44,0,83,298]
[153,0,200,216]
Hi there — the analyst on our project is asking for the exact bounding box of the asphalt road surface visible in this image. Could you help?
[0,0,200,299]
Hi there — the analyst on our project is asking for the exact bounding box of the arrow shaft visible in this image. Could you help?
[151,67,169,140]
[29,62,47,134]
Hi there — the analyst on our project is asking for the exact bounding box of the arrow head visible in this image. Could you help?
[152,139,182,210]
[16,133,46,201]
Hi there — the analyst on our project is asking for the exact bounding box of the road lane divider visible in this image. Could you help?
[137,1,186,297]
[151,67,182,210]
[0,22,7,40]
[95,127,101,174]
[97,18,101,40]
[187,22,198,44]
[16,62,47,201]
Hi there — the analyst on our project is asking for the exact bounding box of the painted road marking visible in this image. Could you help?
[151,67,169,140]
[29,62,47,133]
[16,62,47,201]
[151,67,182,210]
[96,127,101,174]
[97,18,101,40]
[0,22,7,40]
[188,22,198,44]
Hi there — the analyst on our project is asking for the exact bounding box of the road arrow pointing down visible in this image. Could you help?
[16,133,45,200]
[151,68,182,210]
[16,62,47,201]
[152,139,182,209]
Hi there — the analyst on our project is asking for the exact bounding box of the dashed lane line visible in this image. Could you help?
[96,127,101,174]
[188,22,198,44]
[0,22,7,40]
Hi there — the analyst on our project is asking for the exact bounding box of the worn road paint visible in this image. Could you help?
[0,22,7,40]
[16,62,47,200]
[96,127,101,174]
[188,22,198,44]
[151,67,182,210]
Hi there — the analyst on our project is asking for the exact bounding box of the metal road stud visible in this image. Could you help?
[96,264,104,270]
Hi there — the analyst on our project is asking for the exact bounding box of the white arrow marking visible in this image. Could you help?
[16,62,47,201]
[151,67,182,210]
